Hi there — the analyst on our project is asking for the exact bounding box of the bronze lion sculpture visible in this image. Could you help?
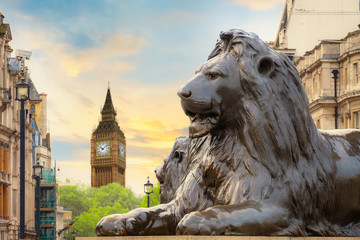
[155,136,190,203]
[96,29,360,236]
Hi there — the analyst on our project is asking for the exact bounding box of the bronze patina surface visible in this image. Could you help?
[96,29,360,236]
[155,136,190,204]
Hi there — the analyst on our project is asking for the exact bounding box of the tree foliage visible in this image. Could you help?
[58,182,160,237]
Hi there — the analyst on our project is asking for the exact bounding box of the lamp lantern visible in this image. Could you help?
[144,177,153,208]
[144,176,153,194]
[33,161,43,179]
[15,79,30,101]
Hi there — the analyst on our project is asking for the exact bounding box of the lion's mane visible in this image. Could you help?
[186,29,336,235]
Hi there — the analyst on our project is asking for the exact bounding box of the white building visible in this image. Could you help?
[275,0,360,58]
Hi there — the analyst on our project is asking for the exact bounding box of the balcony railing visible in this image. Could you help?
[340,39,360,56]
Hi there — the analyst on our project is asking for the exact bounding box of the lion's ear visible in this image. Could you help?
[257,56,274,77]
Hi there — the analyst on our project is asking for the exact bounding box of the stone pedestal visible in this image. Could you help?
[77,236,360,240]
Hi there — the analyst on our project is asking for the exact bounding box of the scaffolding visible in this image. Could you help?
[40,168,56,240]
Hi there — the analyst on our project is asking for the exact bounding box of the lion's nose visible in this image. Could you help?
[177,89,192,99]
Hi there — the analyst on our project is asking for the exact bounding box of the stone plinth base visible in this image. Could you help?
[77,236,360,240]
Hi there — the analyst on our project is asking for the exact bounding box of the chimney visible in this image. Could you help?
[0,12,4,25]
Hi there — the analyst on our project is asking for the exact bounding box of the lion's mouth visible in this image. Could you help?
[185,109,221,138]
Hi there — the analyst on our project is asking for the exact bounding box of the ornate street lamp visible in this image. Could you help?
[33,161,43,240]
[15,78,30,240]
[144,177,153,208]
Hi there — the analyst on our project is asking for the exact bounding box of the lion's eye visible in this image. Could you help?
[208,73,219,80]
[173,150,182,161]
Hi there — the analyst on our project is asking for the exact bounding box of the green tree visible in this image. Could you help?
[58,182,142,237]
[89,182,140,210]
[58,184,92,216]
[139,182,161,208]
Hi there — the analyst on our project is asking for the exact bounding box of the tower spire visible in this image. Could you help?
[101,88,116,120]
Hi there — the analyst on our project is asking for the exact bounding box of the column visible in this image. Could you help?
[96,169,100,187]
[0,148,3,171]
[3,186,8,217]
[3,150,8,172]
[0,185,3,217]
[112,166,116,182]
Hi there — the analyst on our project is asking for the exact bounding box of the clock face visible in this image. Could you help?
[120,143,125,158]
[96,141,110,156]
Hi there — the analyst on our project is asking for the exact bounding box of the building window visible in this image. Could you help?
[30,105,35,115]
[343,67,348,92]
[355,63,359,84]
[355,112,360,129]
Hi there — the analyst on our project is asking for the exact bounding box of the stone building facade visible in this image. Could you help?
[0,12,53,240]
[294,30,360,129]
[0,12,37,240]
[91,87,126,188]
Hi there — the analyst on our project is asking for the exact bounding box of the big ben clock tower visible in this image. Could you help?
[91,86,126,188]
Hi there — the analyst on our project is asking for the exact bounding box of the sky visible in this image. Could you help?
[1,0,285,195]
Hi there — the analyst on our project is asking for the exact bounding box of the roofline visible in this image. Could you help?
[275,1,289,46]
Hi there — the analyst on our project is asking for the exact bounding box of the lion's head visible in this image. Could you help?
[177,29,326,174]
[178,29,309,140]
[155,136,190,203]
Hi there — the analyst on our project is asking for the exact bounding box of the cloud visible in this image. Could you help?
[61,32,147,77]
[232,0,284,10]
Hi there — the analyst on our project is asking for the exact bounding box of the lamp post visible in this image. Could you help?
[15,78,30,240]
[144,177,153,208]
[72,229,77,240]
[33,161,43,240]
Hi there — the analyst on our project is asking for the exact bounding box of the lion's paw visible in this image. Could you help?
[95,214,130,236]
[176,212,217,235]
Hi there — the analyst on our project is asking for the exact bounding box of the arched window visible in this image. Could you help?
[30,105,35,115]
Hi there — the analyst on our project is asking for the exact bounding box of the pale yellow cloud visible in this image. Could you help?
[232,0,284,10]
[62,32,147,77]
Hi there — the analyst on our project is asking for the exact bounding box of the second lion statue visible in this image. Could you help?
[96,29,360,236]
